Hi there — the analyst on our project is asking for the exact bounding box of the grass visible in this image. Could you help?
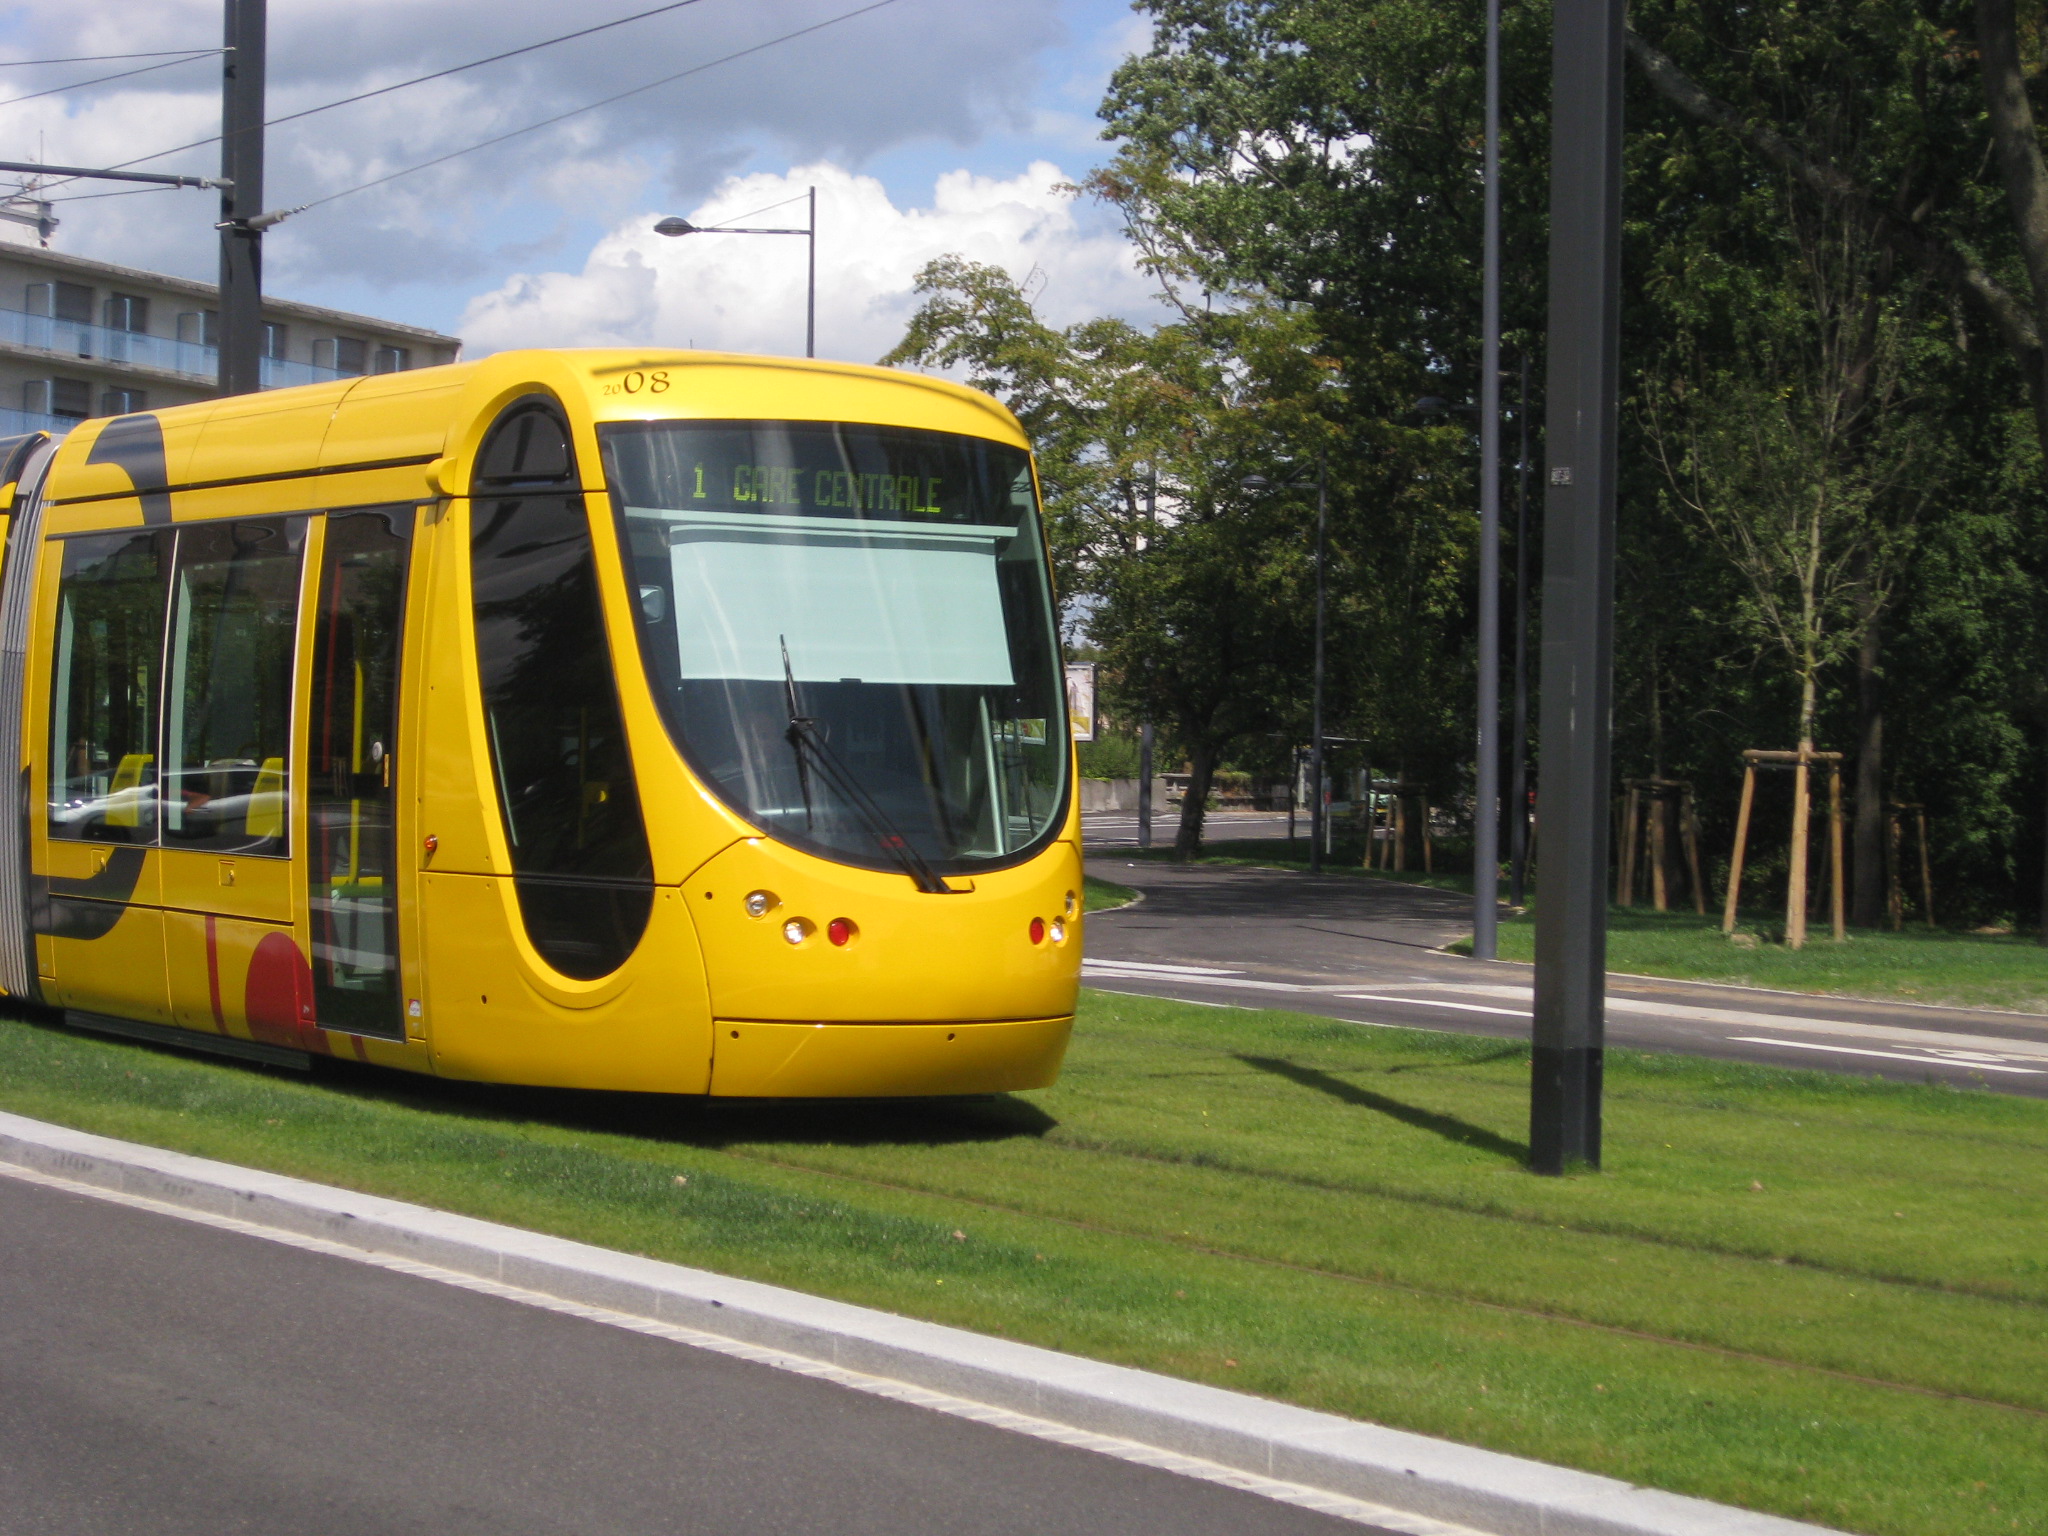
[1083,873,1139,912]
[1117,836,1478,895]
[1,998,2044,1533]
[1484,906,2048,1013]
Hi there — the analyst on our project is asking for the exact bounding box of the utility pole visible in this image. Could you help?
[1137,471,1157,851]
[1532,0,1623,1174]
[1309,450,1329,876]
[218,0,266,397]
[1508,353,1534,908]
[1472,0,1503,959]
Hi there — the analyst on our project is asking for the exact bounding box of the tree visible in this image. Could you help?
[1626,0,2048,932]
[884,260,1348,856]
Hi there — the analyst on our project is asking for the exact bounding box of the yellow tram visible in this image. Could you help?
[0,350,1081,1095]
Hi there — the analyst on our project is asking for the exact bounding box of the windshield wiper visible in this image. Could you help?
[780,638,952,894]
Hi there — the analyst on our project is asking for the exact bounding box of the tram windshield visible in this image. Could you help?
[603,419,1069,876]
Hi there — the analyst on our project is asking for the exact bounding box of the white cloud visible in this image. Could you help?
[5,0,1070,292]
[457,159,1155,364]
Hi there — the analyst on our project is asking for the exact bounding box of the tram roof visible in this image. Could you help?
[35,348,1029,510]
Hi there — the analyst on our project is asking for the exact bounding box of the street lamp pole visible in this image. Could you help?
[1241,455,1330,875]
[653,186,816,358]
[1473,0,1503,959]
[1509,352,1533,908]
[1311,449,1329,876]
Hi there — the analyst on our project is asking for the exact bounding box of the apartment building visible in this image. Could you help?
[0,208,460,437]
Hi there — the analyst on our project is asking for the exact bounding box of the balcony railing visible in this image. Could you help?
[0,406,75,439]
[0,306,349,390]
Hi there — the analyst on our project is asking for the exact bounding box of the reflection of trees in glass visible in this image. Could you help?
[472,495,652,980]
[168,518,304,850]
[50,531,170,843]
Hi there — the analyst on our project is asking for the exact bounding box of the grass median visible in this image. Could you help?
[1,992,2043,1536]
[1487,906,2048,1013]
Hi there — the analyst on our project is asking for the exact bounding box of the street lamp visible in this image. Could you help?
[1413,392,1502,962]
[654,186,816,358]
[1242,453,1330,874]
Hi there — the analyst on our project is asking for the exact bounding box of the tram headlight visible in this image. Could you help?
[1049,918,1066,945]
[1064,890,1077,916]
[783,918,811,945]
[745,890,776,918]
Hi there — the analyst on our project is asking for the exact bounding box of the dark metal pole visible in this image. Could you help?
[217,0,265,397]
[1138,470,1156,850]
[805,185,816,359]
[1309,451,1328,876]
[1473,0,1503,960]
[1138,723,1154,850]
[1509,352,1533,908]
[1531,0,1623,1174]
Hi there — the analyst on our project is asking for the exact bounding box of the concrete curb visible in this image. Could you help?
[0,1109,1836,1536]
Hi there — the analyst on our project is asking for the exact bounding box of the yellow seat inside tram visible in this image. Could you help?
[246,757,285,839]
[106,753,154,829]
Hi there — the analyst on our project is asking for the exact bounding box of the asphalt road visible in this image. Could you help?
[1085,809,1299,849]
[0,1173,1367,1536]
[1080,844,2048,1099]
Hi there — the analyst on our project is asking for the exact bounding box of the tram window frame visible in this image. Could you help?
[160,515,308,858]
[470,397,654,981]
[47,528,175,846]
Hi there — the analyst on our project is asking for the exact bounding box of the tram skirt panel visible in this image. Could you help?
[418,872,713,1092]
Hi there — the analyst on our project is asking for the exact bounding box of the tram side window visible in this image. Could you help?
[471,487,654,980]
[162,517,306,855]
[49,530,174,844]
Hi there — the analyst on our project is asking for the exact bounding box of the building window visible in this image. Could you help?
[26,281,92,323]
[371,345,409,374]
[102,294,149,334]
[177,310,218,348]
[26,378,92,420]
[100,388,146,417]
[263,321,288,360]
[313,337,367,376]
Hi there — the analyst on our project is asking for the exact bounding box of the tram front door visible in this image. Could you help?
[305,508,411,1041]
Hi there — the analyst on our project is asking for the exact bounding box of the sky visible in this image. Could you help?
[0,0,1163,362]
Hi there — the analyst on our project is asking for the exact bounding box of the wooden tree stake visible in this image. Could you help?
[1723,764,1757,933]
[1787,756,1812,950]
[1617,785,1641,906]
[1682,786,1708,915]
[1828,763,1845,942]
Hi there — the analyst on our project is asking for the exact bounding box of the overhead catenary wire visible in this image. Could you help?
[0,49,225,67]
[697,190,811,229]
[0,49,220,109]
[32,0,722,190]
[270,0,899,225]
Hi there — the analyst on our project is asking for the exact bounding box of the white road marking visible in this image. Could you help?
[1731,1037,2045,1074]
[1083,959,1242,977]
[1336,994,1528,1017]
[1090,989,1254,1010]
[1081,962,1317,994]
[1345,982,2048,1060]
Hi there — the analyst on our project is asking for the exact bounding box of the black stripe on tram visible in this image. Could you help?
[49,453,443,507]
